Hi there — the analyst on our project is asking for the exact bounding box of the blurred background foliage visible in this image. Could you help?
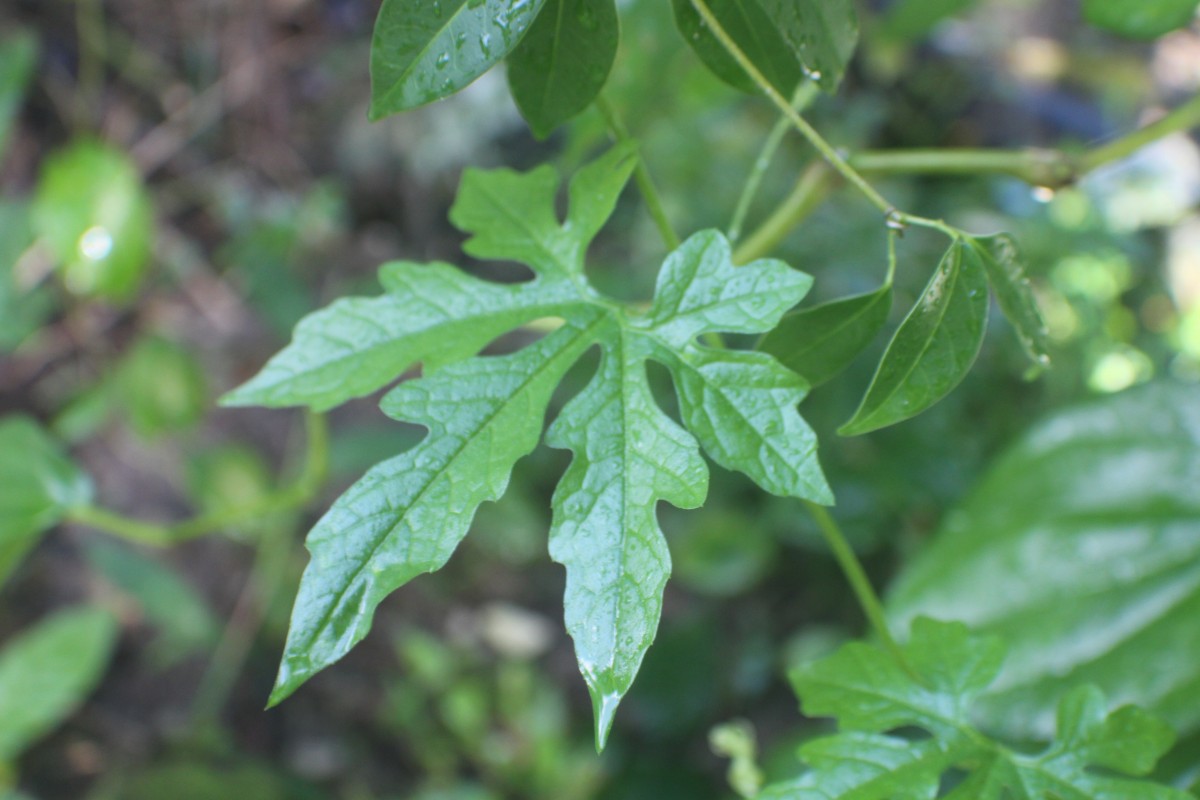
[1,0,1199,797]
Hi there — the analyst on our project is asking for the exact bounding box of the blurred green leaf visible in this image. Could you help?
[969,234,1050,370]
[671,0,805,96]
[0,607,118,761]
[90,761,293,800]
[369,0,548,120]
[186,445,273,522]
[671,510,776,597]
[1083,0,1200,39]
[878,0,977,41]
[887,382,1200,739]
[757,282,892,387]
[83,539,219,668]
[839,238,988,436]
[31,139,153,303]
[0,201,52,351]
[115,336,208,438]
[0,30,36,157]
[507,0,618,138]
[0,417,93,586]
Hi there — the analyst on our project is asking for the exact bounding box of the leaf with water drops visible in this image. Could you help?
[226,150,829,748]
[759,617,1188,799]
[671,0,805,96]
[507,0,619,138]
[968,234,1050,371]
[369,0,549,120]
[756,0,859,93]
[839,238,988,436]
[1083,0,1200,39]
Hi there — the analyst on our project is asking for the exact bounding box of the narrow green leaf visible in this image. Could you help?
[886,382,1200,739]
[31,139,153,303]
[839,238,988,436]
[220,261,574,410]
[0,30,37,157]
[507,0,619,138]
[757,283,893,387]
[757,0,858,92]
[0,607,118,760]
[1083,0,1200,39]
[546,325,708,750]
[0,417,93,587]
[369,0,548,119]
[671,0,805,96]
[967,234,1050,370]
[269,314,603,705]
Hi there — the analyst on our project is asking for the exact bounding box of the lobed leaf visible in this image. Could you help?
[757,282,892,387]
[369,0,548,119]
[887,382,1200,739]
[0,607,118,761]
[839,238,988,436]
[1083,0,1200,39]
[507,0,619,138]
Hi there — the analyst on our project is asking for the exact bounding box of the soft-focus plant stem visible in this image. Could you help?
[68,411,328,546]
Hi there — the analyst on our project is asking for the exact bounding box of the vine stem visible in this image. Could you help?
[803,501,915,676]
[595,94,681,250]
[67,410,328,546]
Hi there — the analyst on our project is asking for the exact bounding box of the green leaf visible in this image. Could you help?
[507,0,619,138]
[231,151,830,747]
[546,321,709,749]
[116,336,208,439]
[886,382,1200,740]
[1083,0,1200,39]
[0,30,36,157]
[967,234,1050,370]
[765,618,1189,800]
[31,139,153,303]
[756,0,858,93]
[671,0,805,96]
[0,201,52,351]
[879,0,977,41]
[369,0,549,120]
[839,238,988,436]
[0,417,93,587]
[757,282,892,387]
[0,607,118,761]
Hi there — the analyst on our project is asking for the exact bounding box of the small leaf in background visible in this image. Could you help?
[0,607,118,761]
[0,417,93,587]
[1083,0,1200,39]
[839,238,988,436]
[671,0,805,96]
[763,617,1189,800]
[369,0,548,120]
[31,139,153,303]
[0,30,36,158]
[887,382,1200,740]
[878,0,977,41]
[757,282,892,387]
[115,336,208,439]
[968,233,1050,370]
[507,0,618,138]
[756,0,858,93]
[83,540,220,668]
[0,201,52,351]
[186,445,273,520]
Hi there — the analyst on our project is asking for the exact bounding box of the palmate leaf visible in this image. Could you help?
[760,618,1189,800]
[226,148,831,746]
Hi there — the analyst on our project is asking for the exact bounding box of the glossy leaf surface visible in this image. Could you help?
[507,0,618,138]
[757,282,892,387]
[969,234,1049,369]
[1083,0,1199,39]
[369,0,548,119]
[760,618,1188,799]
[671,0,804,96]
[0,417,93,587]
[888,382,1200,739]
[757,0,858,92]
[31,139,153,303]
[0,607,118,760]
[230,150,830,746]
[840,238,988,436]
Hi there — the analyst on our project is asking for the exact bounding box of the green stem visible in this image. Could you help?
[68,411,328,546]
[732,162,835,264]
[851,148,1077,188]
[728,82,820,244]
[1081,91,1200,172]
[803,501,915,675]
[595,94,681,250]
